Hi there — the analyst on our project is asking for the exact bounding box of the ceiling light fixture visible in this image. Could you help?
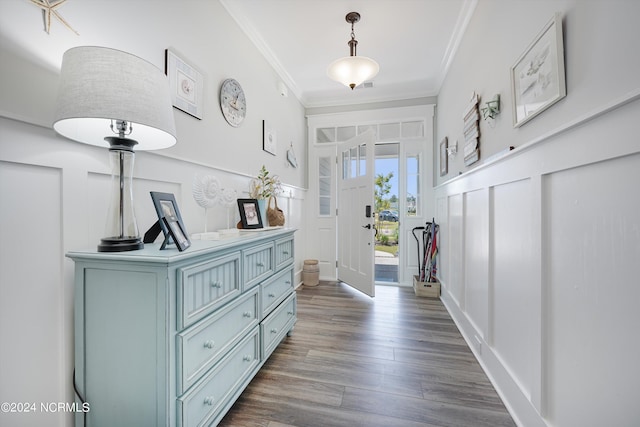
[327,11,379,90]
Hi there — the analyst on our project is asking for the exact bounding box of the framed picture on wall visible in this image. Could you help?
[263,120,277,155]
[439,137,448,176]
[165,48,204,120]
[510,13,566,128]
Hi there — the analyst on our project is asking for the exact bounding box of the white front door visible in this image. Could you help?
[337,130,375,297]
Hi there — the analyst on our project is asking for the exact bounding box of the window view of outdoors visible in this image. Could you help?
[374,144,399,283]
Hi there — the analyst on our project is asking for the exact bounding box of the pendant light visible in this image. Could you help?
[327,12,379,90]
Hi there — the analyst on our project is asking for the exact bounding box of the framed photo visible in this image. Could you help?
[162,216,191,251]
[510,13,566,127]
[165,48,204,120]
[439,137,448,176]
[150,191,190,248]
[263,120,277,155]
[237,198,263,229]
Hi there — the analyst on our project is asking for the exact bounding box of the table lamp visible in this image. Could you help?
[53,46,177,252]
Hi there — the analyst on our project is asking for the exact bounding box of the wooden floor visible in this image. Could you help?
[219,282,515,427]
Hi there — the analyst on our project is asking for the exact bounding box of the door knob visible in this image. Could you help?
[362,224,371,229]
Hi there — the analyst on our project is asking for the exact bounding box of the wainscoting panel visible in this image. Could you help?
[543,154,640,426]
[463,189,489,338]
[490,179,534,398]
[0,161,65,427]
[447,193,465,308]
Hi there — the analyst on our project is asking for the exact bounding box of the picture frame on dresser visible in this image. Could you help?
[162,215,191,251]
[237,198,263,229]
[147,191,190,248]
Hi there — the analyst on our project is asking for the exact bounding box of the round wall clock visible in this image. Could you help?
[219,78,246,127]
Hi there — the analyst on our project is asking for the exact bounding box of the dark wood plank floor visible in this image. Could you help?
[219,282,515,427]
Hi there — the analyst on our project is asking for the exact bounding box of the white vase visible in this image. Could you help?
[257,198,268,227]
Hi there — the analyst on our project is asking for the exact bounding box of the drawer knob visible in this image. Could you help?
[282,250,289,255]
[287,311,294,316]
[270,328,278,334]
[268,293,275,298]
[243,355,252,362]
[256,262,265,267]
[243,311,252,318]
[210,281,222,288]
[285,280,291,285]
[204,396,215,406]
[203,340,215,349]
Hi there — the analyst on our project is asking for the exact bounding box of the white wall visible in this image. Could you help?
[435,1,640,426]
[0,2,307,426]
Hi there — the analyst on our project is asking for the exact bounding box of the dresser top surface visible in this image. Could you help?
[66,227,295,264]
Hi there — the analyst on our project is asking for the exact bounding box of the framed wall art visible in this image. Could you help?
[263,120,277,155]
[439,137,448,176]
[165,48,204,119]
[510,13,566,128]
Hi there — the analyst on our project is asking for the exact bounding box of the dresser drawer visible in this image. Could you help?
[261,292,296,359]
[177,251,241,329]
[260,266,294,320]
[177,329,260,427]
[274,236,294,271]
[177,288,259,394]
[242,242,274,290]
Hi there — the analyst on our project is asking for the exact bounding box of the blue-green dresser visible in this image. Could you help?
[67,228,296,426]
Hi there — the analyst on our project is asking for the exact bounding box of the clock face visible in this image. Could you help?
[220,78,246,127]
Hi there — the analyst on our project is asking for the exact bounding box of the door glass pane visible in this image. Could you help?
[342,150,349,179]
[401,121,424,138]
[350,147,357,178]
[337,126,356,142]
[359,144,366,176]
[316,128,335,143]
[406,154,420,216]
[318,156,331,215]
[357,125,377,139]
[379,122,400,140]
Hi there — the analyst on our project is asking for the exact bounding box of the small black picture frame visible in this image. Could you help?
[162,216,191,251]
[146,192,190,248]
[237,198,263,229]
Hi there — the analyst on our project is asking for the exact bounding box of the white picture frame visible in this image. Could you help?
[439,137,448,176]
[263,120,277,155]
[165,49,204,120]
[510,13,566,128]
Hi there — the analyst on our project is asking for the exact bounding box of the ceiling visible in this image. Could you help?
[0,0,476,110]
[220,0,477,108]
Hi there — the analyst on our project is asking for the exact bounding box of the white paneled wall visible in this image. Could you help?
[0,117,305,427]
[435,94,640,426]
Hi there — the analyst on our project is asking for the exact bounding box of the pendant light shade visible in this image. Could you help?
[327,12,379,90]
[327,55,379,90]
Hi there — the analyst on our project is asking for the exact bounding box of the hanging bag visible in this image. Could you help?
[267,196,285,227]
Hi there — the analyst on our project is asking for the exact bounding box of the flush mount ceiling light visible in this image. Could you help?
[327,11,379,90]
